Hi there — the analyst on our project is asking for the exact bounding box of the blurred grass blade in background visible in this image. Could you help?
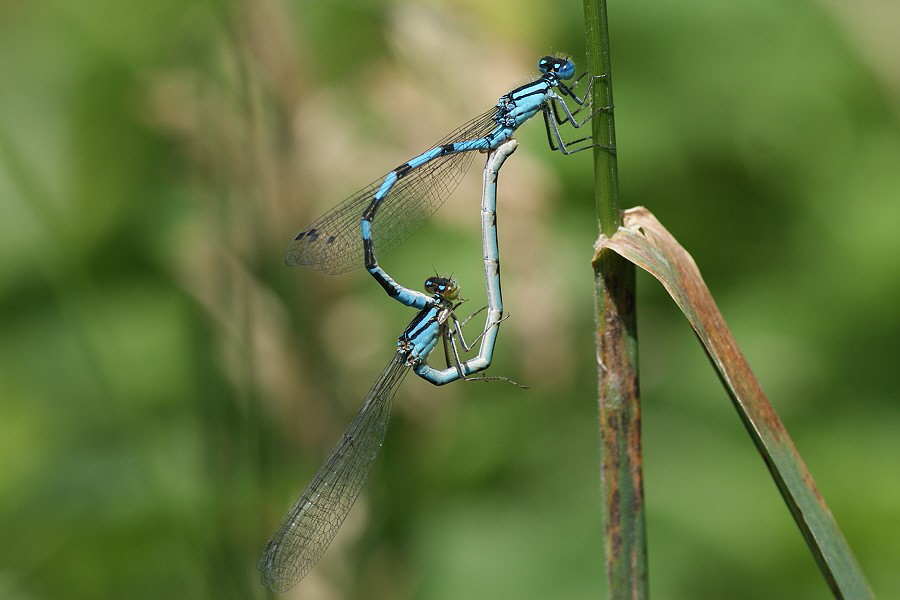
[595,207,876,599]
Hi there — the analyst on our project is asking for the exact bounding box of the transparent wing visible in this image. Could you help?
[285,106,500,275]
[257,353,410,593]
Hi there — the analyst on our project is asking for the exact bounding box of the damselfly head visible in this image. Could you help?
[424,276,459,300]
[538,55,576,80]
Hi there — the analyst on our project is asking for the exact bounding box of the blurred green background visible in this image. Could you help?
[2,0,899,598]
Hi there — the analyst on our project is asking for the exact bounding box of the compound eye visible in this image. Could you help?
[537,55,553,74]
[556,59,575,80]
[443,281,460,300]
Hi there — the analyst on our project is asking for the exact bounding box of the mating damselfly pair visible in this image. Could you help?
[258,55,609,593]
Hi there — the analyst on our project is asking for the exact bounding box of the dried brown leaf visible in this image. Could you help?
[594,206,874,599]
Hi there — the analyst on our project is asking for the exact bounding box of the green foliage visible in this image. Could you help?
[1,0,898,598]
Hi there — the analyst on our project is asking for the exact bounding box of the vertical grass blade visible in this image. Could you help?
[584,0,648,597]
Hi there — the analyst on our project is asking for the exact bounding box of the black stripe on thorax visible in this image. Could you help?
[508,75,554,98]
[403,308,439,340]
